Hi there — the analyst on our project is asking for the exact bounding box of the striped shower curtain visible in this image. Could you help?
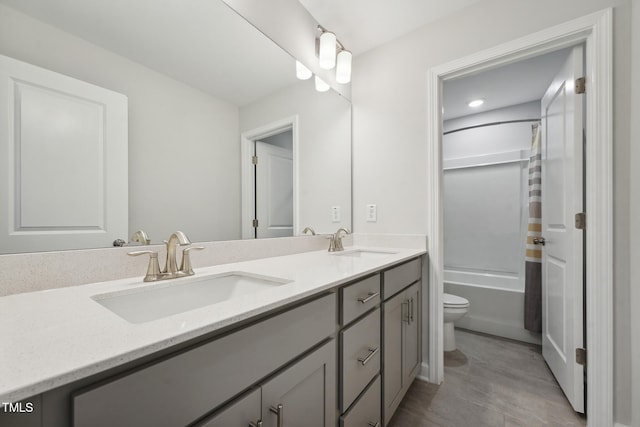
[524,123,542,332]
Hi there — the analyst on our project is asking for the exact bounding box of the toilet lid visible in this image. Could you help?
[443,293,469,307]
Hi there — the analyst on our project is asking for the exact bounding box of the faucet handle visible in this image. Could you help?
[180,246,205,275]
[327,235,338,252]
[127,250,162,282]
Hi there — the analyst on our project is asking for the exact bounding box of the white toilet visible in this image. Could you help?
[443,293,470,352]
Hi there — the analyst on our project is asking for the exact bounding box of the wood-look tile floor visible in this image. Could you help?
[388,329,587,427]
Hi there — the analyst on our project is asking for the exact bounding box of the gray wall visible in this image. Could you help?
[351,0,634,424]
[0,4,242,245]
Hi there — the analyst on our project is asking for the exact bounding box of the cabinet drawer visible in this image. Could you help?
[340,376,381,427]
[73,293,336,427]
[383,258,421,299]
[340,308,380,411]
[341,274,380,326]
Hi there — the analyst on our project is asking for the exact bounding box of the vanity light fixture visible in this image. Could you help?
[315,75,330,92]
[336,50,352,84]
[468,99,485,108]
[319,30,337,69]
[295,60,312,80]
[303,25,351,90]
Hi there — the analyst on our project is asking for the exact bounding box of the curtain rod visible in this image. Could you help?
[443,119,541,135]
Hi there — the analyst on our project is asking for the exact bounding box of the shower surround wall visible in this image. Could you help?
[443,101,541,344]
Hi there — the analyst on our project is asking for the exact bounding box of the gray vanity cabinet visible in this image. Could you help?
[262,340,336,427]
[383,282,421,424]
[198,340,336,427]
[197,388,261,427]
[72,294,336,427]
[382,258,422,425]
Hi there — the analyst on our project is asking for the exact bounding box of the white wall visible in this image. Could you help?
[0,4,242,245]
[630,1,640,426]
[351,0,633,423]
[240,81,352,235]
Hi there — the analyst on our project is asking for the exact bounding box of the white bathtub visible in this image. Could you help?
[444,269,541,345]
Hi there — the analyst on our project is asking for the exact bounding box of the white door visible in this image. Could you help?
[0,55,128,254]
[540,45,585,413]
[255,141,293,238]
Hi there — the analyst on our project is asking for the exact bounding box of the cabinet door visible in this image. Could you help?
[197,388,261,427]
[383,291,405,423]
[402,281,421,383]
[262,341,336,427]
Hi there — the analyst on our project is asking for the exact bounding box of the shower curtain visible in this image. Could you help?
[524,123,542,332]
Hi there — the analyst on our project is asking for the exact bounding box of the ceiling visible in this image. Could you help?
[298,0,483,55]
[0,0,298,107]
[443,48,572,120]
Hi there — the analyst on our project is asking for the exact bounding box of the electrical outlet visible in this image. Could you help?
[366,204,377,222]
[331,206,341,222]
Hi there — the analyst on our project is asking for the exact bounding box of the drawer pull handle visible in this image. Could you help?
[270,404,283,427]
[357,291,380,304]
[368,422,380,427]
[249,421,263,427]
[357,347,379,366]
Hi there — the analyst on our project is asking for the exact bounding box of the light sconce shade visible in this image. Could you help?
[319,31,337,70]
[335,50,352,84]
[314,75,330,92]
[296,60,312,80]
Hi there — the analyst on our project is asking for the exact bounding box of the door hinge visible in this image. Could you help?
[575,77,586,94]
[252,219,259,228]
[575,348,587,366]
[252,155,258,165]
[575,212,586,230]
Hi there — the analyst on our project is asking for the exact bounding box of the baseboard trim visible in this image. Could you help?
[613,423,630,427]
[416,362,430,382]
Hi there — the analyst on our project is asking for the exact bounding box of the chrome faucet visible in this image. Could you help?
[130,229,150,245]
[164,231,191,275]
[302,227,316,235]
[128,231,204,282]
[328,227,351,252]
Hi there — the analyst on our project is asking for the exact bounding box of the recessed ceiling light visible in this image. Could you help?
[468,99,484,108]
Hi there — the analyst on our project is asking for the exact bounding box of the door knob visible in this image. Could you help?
[533,237,546,245]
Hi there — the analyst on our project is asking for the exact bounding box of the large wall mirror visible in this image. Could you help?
[0,0,352,254]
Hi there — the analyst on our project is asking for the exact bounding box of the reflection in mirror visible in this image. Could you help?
[0,0,351,254]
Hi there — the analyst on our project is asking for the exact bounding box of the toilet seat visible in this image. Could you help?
[443,293,469,308]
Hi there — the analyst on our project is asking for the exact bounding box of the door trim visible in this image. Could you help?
[240,116,299,239]
[426,9,613,426]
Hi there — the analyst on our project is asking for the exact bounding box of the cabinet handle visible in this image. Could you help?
[410,297,414,324]
[357,347,379,366]
[357,291,380,304]
[368,422,380,427]
[269,404,283,427]
[249,422,263,427]
[403,300,410,324]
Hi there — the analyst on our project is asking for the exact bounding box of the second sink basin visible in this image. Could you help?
[92,272,291,324]
[332,249,398,259]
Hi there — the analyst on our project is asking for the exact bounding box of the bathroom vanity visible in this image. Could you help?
[0,247,425,427]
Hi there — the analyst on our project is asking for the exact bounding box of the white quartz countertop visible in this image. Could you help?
[0,245,425,402]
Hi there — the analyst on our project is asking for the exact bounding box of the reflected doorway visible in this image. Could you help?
[253,130,294,238]
[240,116,298,240]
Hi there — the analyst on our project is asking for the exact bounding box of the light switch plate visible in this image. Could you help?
[366,204,377,222]
[331,206,341,222]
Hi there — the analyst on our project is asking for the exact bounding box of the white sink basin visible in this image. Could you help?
[332,249,398,259]
[92,272,290,324]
